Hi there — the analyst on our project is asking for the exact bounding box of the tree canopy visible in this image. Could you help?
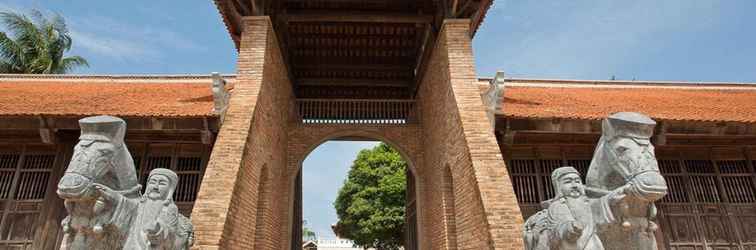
[0,9,88,74]
[333,143,406,250]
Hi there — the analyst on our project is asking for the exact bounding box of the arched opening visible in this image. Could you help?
[288,135,420,250]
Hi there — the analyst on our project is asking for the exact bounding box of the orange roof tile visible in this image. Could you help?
[0,75,228,117]
[496,79,756,123]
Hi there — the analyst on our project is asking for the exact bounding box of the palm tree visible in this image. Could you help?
[0,9,88,74]
[302,220,317,242]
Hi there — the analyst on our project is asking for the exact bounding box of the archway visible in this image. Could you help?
[284,125,425,250]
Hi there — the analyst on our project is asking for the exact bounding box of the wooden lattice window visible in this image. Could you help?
[684,160,722,203]
[128,143,208,217]
[716,160,755,203]
[659,159,689,203]
[566,159,591,180]
[539,159,561,200]
[0,145,56,249]
[509,159,539,203]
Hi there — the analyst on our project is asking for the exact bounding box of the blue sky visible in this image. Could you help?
[302,141,379,238]
[2,0,756,239]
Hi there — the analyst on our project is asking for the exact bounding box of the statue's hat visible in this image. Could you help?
[551,166,580,195]
[78,115,126,146]
[603,112,656,142]
[148,168,178,186]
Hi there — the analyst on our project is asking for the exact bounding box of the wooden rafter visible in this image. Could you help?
[410,23,438,97]
[230,0,251,16]
[287,13,433,24]
[297,78,411,87]
[294,63,413,72]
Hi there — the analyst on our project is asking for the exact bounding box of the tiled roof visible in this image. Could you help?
[0,74,233,117]
[2,74,755,123]
[492,79,756,123]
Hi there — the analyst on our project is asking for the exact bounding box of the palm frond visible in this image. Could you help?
[0,60,19,73]
[0,32,24,66]
[0,9,88,74]
[55,55,88,74]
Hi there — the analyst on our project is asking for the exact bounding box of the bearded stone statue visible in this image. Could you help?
[93,168,194,249]
[523,167,627,250]
[57,114,193,250]
[523,112,669,250]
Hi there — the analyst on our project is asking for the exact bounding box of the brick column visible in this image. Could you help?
[417,19,523,250]
[191,16,293,249]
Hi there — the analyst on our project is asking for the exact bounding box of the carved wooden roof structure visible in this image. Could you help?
[213,0,494,99]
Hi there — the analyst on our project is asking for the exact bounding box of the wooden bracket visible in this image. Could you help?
[38,115,55,144]
[201,118,214,145]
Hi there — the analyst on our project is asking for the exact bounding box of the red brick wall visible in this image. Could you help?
[191,16,293,250]
[192,16,523,250]
[415,19,524,250]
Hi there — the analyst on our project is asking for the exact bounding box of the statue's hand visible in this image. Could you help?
[146,221,162,235]
[92,183,119,203]
[145,220,164,245]
[608,186,628,205]
[570,221,584,235]
[564,221,584,241]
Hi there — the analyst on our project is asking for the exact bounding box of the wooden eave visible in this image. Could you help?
[213,0,494,99]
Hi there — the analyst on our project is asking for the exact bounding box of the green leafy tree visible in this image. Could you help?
[0,9,88,74]
[334,143,406,250]
[302,220,317,242]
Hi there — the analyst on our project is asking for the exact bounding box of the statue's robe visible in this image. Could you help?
[546,195,616,250]
[107,196,182,250]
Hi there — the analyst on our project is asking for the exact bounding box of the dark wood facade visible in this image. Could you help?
[0,116,217,250]
[497,117,756,250]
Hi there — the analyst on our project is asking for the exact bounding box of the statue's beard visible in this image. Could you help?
[145,189,167,201]
[564,196,591,224]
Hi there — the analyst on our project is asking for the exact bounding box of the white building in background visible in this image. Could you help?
[303,238,373,250]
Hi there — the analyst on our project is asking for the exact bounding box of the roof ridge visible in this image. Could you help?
[0,73,237,80]
[505,77,755,87]
[477,77,756,88]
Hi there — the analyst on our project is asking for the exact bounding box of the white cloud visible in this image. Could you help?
[0,3,21,13]
[475,0,722,79]
[69,30,157,62]
[66,13,204,62]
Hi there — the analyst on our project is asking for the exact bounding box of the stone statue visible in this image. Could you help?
[57,115,193,249]
[523,112,668,250]
[523,167,626,250]
[94,168,194,249]
[585,112,668,250]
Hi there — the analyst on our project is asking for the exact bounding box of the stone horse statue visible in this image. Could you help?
[585,112,668,250]
[57,115,193,249]
[522,112,668,250]
[57,116,142,249]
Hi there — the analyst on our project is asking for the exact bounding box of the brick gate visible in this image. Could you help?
[192,13,522,249]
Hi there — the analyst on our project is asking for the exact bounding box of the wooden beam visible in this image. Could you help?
[248,0,259,15]
[451,0,460,17]
[230,0,251,16]
[456,0,479,17]
[287,13,433,24]
[38,116,55,144]
[411,23,438,98]
[297,78,411,87]
[217,0,244,47]
[294,63,414,72]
